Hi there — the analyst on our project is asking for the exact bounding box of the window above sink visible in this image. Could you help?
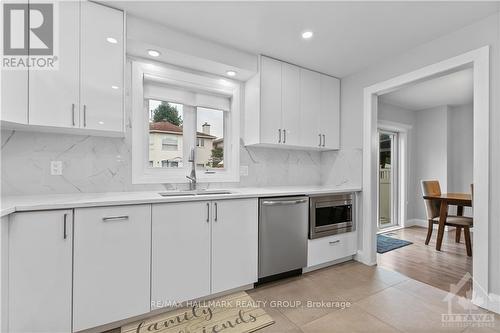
[131,60,241,184]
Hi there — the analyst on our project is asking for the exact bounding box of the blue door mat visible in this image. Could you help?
[377,234,413,254]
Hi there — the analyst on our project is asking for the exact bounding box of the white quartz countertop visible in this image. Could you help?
[1,186,361,217]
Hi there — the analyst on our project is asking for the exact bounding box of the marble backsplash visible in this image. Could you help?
[1,129,363,196]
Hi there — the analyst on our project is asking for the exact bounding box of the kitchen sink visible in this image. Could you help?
[158,189,234,197]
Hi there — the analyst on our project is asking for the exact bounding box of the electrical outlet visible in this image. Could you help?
[50,161,63,175]
[240,165,249,176]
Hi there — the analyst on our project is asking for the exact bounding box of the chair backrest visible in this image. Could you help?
[421,180,441,219]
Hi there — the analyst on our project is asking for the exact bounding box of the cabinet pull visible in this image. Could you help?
[322,134,326,147]
[329,240,340,245]
[63,213,68,239]
[283,129,286,144]
[102,215,129,222]
[278,129,281,143]
[206,203,210,223]
[83,105,87,127]
[71,104,75,126]
[318,134,322,147]
[214,202,218,222]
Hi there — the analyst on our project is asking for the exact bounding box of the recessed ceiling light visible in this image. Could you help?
[301,31,314,39]
[148,49,161,57]
[111,85,119,90]
[226,70,237,77]
[106,37,118,44]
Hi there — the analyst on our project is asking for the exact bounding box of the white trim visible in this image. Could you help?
[361,46,490,309]
[131,60,241,184]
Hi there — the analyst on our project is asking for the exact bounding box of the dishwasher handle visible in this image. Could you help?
[261,199,308,206]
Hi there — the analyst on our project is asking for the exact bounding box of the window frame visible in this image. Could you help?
[131,60,241,184]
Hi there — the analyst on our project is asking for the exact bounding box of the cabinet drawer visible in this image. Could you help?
[307,232,357,267]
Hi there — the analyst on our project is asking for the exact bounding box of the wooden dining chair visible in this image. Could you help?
[421,180,473,256]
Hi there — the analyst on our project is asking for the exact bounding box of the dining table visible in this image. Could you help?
[422,192,472,253]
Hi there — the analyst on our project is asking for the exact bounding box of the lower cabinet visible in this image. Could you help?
[73,205,151,331]
[151,199,258,309]
[8,210,73,333]
[151,201,211,309]
[211,199,258,294]
[307,232,357,267]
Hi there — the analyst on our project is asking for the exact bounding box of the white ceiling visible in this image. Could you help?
[380,67,473,111]
[108,1,498,77]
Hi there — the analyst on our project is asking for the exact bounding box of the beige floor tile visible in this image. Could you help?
[301,304,402,333]
[357,286,465,333]
[249,276,341,327]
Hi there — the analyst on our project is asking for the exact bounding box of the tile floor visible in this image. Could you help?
[247,261,500,333]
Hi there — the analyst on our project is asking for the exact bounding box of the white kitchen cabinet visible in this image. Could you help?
[319,74,340,150]
[1,70,28,124]
[151,201,211,309]
[299,68,322,148]
[73,205,150,331]
[281,63,301,146]
[80,1,124,132]
[260,56,282,144]
[211,199,258,294]
[151,199,258,308]
[8,210,72,333]
[0,1,124,136]
[29,1,80,128]
[307,232,357,268]
[245,55,340,150]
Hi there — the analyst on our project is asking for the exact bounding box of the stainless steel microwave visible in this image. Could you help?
[309,193,354,239]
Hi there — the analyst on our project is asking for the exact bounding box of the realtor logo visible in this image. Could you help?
[1,1,58,69]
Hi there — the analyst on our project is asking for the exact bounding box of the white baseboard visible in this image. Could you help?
[473,293,500,315]
[406,219,455,231]
[303,256,354,273]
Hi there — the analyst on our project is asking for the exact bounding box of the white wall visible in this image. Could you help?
[340,12,499,293]
[413,106,449,220]
[448,104,474,193]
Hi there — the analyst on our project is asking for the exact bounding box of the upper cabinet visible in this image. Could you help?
[1,1,124,136]
[80,1,124,132]
[245,55,340,150]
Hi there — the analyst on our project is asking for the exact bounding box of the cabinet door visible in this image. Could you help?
[260,56,282,144]
[319,75,340,150]
[1,69,28,124]
[80,1,123,132]
[299,69,321,148]
[212,199,258,293]
[151,202,211,309]
[29,1,79,128]
[281,63,300,146]
[73,205,150,331]
[8,210,72,333]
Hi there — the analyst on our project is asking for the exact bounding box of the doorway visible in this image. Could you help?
[361,46,490,310]
[378,130,399,230]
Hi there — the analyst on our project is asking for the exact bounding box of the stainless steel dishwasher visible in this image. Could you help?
[258,196,309,283]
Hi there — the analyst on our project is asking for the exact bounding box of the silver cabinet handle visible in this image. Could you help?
[83,104,87,127]
[283,129,286,144]
[214,202,218,222]
[206,203,210,223]
[71,104,76,126]
[261,199,308,206]
[63,213,68,239]
[322,134,326,147]
[329,240,340,245]
[102,215,129,222]
[278,129,281,143]
[318,134,322,147]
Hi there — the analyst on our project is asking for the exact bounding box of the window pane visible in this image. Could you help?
[148,100,184,168]
[196,107,224,169]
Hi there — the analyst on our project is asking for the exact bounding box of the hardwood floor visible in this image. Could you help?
[377,226,472,297]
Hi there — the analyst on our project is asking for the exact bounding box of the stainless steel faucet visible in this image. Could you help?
[186,148,197,190]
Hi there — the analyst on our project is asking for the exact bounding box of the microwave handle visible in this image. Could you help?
[315,201,352,209]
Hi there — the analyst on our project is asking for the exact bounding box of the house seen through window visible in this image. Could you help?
[148,100,224,170]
